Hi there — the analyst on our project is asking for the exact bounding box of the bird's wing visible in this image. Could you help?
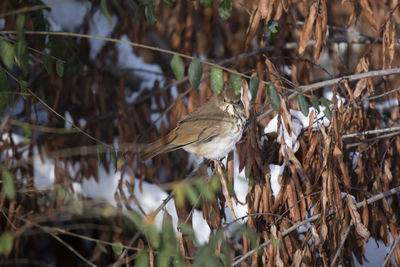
[172,112,230,146]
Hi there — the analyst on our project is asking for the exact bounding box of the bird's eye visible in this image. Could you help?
[223,98,227,103]
[236,100,241,104]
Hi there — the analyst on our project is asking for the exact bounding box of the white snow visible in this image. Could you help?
[42,0,91,32]
[88,10,117,59]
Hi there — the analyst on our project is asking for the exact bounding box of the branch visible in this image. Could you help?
[330,221,353,267]
[257,67,400,122]
[382,234,400,267]
[342,126,400,139]
[232,185,400,266]
[346,131,400,149]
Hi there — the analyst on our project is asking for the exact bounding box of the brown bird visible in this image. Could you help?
[140,88,246,161]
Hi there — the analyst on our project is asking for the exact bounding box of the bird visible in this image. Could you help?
[140,87,246,161]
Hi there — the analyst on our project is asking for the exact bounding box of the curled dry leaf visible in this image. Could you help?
[353,79,367,99]
[217,163,237,219]
[241,79,251,118]
[360,0,379,30]
[299,1,318,56]
[246,9,262,45]
[258,0,269,19]
[346,194,370,239]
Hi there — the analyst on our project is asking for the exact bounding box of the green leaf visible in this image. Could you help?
[185,184,199,207]
[96,241,108,254]
[110,148,117,170]
[43,54,52,74]
[164,0,172,6]
[146,224,160,249]
[56,60,64,77]
[170,54,185,81]
[56,184,68,200]
[194,178,214,201]
[112,242,123,256]
[209,175,221,193]
[320,97,332,121]
[145,4,157,25]
[157,248,171,267]
[0,67,11,92]
[173,183,185,207]
[162,218,176,246]
[16,40,28,76]
[188,59,202,90]
[0,40,14,70]
[267,82,281,110]
[200,0,212,8]
[0,68,11,115]
[120,150,127,164]
[0,231,13,255]
[249,76,259,101]
[179,224,196,242]
[3,169,16,201]
[136,249,149,267]
[297,93,310,117]
[100,0,113,26]
[229,73,242,95]
[218,0,232,20]
[263,20,281,43]
[16,14,25,38]
[131,210,144,229]
[96,143,104,166]
[210,67,224,95]
[19,80,28,100]
[21,124,32,140]
[311,95,320,113]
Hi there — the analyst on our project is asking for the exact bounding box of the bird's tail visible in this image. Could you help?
[139,130,179,161]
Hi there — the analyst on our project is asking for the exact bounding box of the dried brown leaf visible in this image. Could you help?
[216,163,237,219]
[258,0,269,19]
[343,80,355,101]
[313,16,323,62]
[246,9,262,44]
[346,194,370,239]
[299,2,318,55]
[293,249,303,267]
[320,0,327,44]
[286,146,311,190]
[353,79,367,99]
[360,0,378,30]
[333,145,351,188]
[241,79,250,118]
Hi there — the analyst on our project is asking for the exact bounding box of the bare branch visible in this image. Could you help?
[257,67,400,122]
[381,234,400,267]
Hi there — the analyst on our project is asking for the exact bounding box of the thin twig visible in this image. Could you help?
[345,131,400,149]
[342,126,400,139]
[49,232,97,267]
[361,87,400,101]
[232,185,400,266]
[381,234,400,267]
[112,232,141,267]
[6,118,78,134]
[330,220,354,267]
